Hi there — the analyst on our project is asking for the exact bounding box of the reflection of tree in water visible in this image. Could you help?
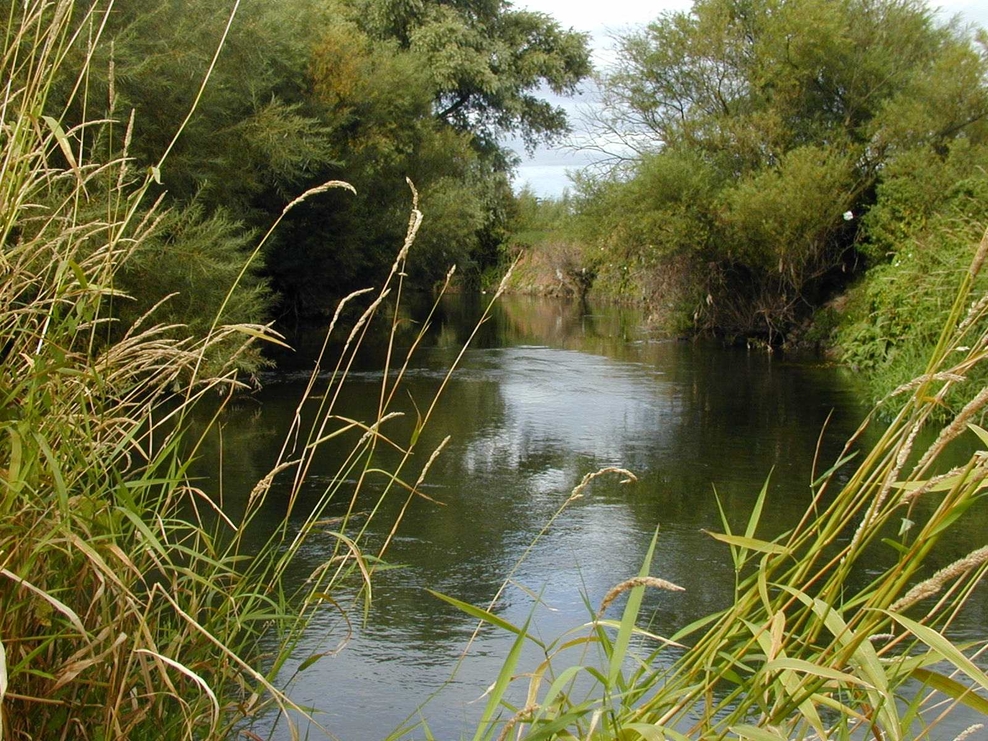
[495,293,647,357]
[628,352,876,543]
[186,396,283,517]
[281,297,880,647]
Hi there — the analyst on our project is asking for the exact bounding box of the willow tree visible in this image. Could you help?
[583,0,988,340]
[35,0,591,320]
[355,0,591,155]
[23,0,341,347]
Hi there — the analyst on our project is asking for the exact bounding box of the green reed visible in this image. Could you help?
[441,228,988,741]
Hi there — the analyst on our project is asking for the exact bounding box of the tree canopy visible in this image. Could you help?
[37,0,592,324]
[572,0,988,340]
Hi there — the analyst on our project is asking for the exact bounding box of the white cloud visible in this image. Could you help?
[515,0,687,36]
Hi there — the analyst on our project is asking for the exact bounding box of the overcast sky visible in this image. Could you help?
[510,0,988,198]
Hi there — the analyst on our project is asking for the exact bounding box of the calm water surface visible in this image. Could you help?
[201,294,988,740]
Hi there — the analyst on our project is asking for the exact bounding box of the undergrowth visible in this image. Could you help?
[0,1,504,737]
[838,175,988,415]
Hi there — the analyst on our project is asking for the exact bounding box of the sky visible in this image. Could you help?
[510,0,988,198]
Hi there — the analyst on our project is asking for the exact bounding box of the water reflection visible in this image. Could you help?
[197,294,986,740]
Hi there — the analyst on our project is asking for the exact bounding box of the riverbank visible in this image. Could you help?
[6,0,988,737]
[501,214,988,415]
[500,239,840,348]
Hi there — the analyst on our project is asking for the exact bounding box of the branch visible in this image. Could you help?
[437,92,472,121]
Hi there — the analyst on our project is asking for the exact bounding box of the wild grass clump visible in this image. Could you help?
[445,227,988,740]
[0,2,490,737]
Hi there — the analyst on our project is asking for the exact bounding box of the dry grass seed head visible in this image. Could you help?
[568,466,637,504]
[901,465,988,506]
[598,576,685,616]
[968,226,988,280]
[953,723,986,741]
[281,179,355,216]
[890,545,988,613]
[917,385,988,473]
[496,703,539,741]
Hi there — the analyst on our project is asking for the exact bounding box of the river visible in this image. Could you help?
[198,294,988,740]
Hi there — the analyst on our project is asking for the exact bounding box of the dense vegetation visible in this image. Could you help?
[5,0,988,739]
[508,0,988,405]
[1,1,527,735]
[31,0,590,328]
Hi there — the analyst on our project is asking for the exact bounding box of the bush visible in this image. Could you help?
[839,172,988,410]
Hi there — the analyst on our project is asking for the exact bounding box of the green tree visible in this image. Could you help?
[581,0,988,339]
[570,149,722,330]
[35,0,590,322]
[270,1,591,315]
[112,202,272,375]
[32,0,341,342]
[268,17,489,313]
[79,0,337,214]
[356,0,591,155]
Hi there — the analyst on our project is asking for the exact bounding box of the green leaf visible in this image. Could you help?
[473,611,533,741]
[747,619,828,737]
[967,423,988,449]
[521,700,598,741]
[746,473,771,542]
[704,531,791,556]
[911,666,988,715]
[764,657,876,689]
[427,590,543,649]
[33,432,67,515]
[891,474,964,493]
[67,260,89,290]
[670,607,722,643]
[625,722,690,741]
[881,538,910,554]
[713,487,736,567]
[297,653,324,672]
[731,724,790,741]
[609,528,661,687]
[5,425,24,495]
[786,588,901,740]
[229,324,291,348]
[540,664,587,710]
[886,611,988,693]
[115,507,169,559]
[42,115,82,184]
[811,452,859,489]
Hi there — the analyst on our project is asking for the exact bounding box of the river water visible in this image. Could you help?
[202,294,988,740]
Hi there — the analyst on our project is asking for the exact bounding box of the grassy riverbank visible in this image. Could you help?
[4,1,988,739]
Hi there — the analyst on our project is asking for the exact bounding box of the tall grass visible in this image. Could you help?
[7,2,988,740]
[444,227,988,741]
[0,2,501,738]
